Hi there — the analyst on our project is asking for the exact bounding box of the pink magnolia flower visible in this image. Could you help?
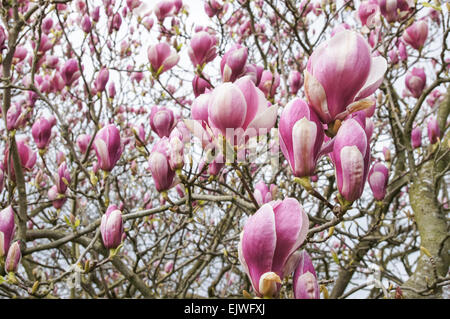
[168,134,184,171]
[0,163,4,193]
[56,162,71,194]
[147,42,180,75]
[48,185,67,209]
[76,134,92,154]
[358,0,379,28]
[402,20,428,51]
[46,54,60,69]
[6,103,25,131]
[0,26,6,51]
[109,13,122,33]
[56,151,66,166]
[32,34,53,53]
[365,117,375,141]
[93,124,123,172]
[427,116,440,144]
[388,49,399,64]
[299,0,313,16]
[243,64,264,86]
[288,70,303,95]
[4,139,37,181]
[220,44,248,82]
[42,17,53,34]
[133,123,148,147]
[331,113,371,203]
[13,46,27,64]
[192,75,212,97]
[131,71,144,83]
[427,89,444,108]
[258,70,280,98]
[173,0,183,14]
[94,67,110,93]
[154,0,175,21]
[293,251,319,299]
[61,59,81,86]
[191,92,211,128]
[164,261,174,273]
[378,0,413,23]
[405,67,426,98]
[31,116,56,150]
[0,206,16,258]
[92,6,100,22]
[428,8,440,25]
[101,205,124,249]
[126,0,142,11]
[51,72,65,92]
[204,0,223,18]
[108,82,116,98]
[81,14,92,33]
[397,41,408,61]
[4,241,21,273]
[279,98,324,177]
[304,30,387,124]
[173,121,191,144]
[253,181,275,206]
[364,98,376,117]
[188,31,217,67]
[142,17,154,31]
[147,137,176,192]
[368,162,389,201]
[238,198,309,297]
[149,106,175,138]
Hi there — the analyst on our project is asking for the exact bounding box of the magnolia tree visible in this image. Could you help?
[0,0,448,299]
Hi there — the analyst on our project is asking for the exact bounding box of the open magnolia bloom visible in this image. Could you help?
[147,42,180,76]
[186,76,278,151]
[0,206,16,259]
[147,137,180,192]
[220,44,248,82]
[368,162,389,201]
[238,198,309,298]
[304,30,387,124]
[405,67,426,98]
[378,0,414,23]
[402,19,428,51]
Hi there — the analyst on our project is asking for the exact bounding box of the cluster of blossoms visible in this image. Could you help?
[0,0,446,300]
[95,1,442,297]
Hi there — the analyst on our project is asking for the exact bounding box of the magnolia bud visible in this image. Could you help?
[368,162,389,201]
[293,251,319,299]
[4,241,21,273]
[100,205,124,249]
[93,124,123,172]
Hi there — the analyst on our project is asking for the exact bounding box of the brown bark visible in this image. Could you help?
[402,86,450,298]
